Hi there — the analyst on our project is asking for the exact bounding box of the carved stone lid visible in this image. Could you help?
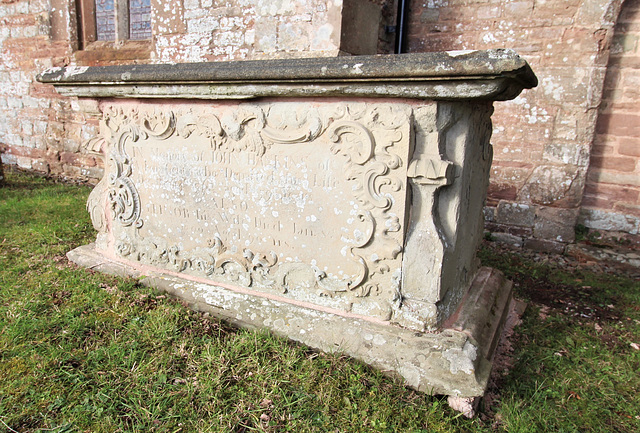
[38,49,537,101]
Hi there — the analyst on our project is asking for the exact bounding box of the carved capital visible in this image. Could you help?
[407,157,454,186]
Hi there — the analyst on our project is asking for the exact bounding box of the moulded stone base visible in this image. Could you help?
[68,243,513,398]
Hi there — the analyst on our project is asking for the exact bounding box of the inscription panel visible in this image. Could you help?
[96,101,413,319]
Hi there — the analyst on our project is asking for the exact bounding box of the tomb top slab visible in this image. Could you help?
[38,50,536,101]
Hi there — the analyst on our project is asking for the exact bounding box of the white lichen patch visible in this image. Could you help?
[63,66,89,78]
[443,340,477,375]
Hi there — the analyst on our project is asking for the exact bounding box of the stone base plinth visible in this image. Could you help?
[68,243,512,398]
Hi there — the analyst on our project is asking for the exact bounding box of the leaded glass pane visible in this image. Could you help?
[129,0,151,40]
[95,0,116,41]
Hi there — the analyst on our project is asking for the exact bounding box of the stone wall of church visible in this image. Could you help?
[581,1,640,238]
[405,0,637,249]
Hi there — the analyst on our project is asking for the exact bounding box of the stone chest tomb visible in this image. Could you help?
[39,50,537,400]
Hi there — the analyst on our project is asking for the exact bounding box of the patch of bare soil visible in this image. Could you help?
[512,275,623,322]
[480,299,525,424]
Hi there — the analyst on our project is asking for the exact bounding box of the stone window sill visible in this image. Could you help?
[74,40,151,65]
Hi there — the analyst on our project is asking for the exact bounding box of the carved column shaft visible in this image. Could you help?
[401,102,494,330]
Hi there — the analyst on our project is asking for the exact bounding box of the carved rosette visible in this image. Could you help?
[95,102,410,316]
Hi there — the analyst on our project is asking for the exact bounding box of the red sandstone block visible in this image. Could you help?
[588,171,640,189]
[437,5,480,22]
[31,159,50,174]
[485,222,534,238]
[418,23,455,34]
[30,83,60,98]
[590,143,615,155]
[596,113,640,136]
[504,0,534,16]
[79,155,97,168]
[618,3,640,24]
[613,203,640,218]
[601,100,640,111]
[584,183,639,203]
[3,14,37,26]
[602,67,623,91]
[523,238,566,254]
[590,156,637,172]
[4,145,45,159]
[59,152,78,165]
[581,194,614,209]
[49,161,64,175]
[532,0,582,17]
[619,141,640,157]
[487,184,518,202]
[612,55,640,69]
[489,166,531,189]
[407,34,463,52]
[476,5,500,20]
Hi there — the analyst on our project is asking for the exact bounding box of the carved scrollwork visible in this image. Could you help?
[83,131,108,234]
[94,102,410,311]
[363,162,402,211]
[328,121,375,165]
[115,237,136,257]
[107,123,143,228]
[109,177,142,228]
[220,105,267,155]
[86,180,107,233]
[127,235,280,290]
[261,106,324,144]
[141,109,176,140]
[176,111,224,148]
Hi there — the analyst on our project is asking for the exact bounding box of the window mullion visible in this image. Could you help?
[115,0,130,42]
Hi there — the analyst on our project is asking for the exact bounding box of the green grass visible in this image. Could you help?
[1,171,639,432]
[478,245,640,432]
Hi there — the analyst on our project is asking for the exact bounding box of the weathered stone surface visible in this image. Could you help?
[490,232,524,248]
[80,97,503,332]
[91,100,412,322]
[37,50,537,101]
[55,52,534,399]
[518,164,584,207]
[581,2,640,237]
[340,0,382,55]
[496,201,535,227]
[402,0,640,247]
[485,221,534,238]
[69,243,512,398]
[523,238,567,254]
[533,206,579,243]
[579,208,640,235]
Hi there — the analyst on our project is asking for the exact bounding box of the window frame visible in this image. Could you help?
[76,0,151,50]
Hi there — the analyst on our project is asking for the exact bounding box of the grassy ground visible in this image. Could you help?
[0,171,638,432]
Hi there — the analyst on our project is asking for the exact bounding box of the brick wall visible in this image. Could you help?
[405,0,627,251]
[0,0,101,181]
[581,0,640,237]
